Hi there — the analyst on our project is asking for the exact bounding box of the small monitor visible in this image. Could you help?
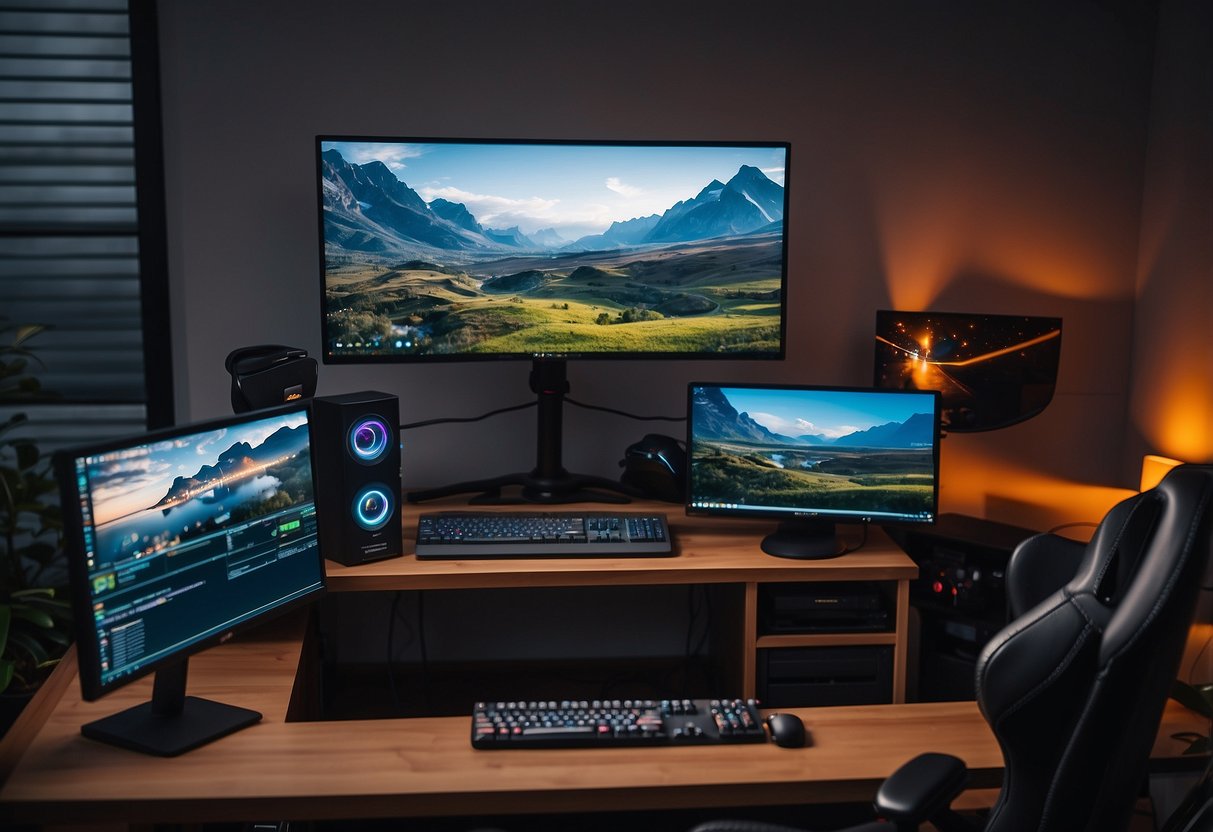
[687,383,941,559]
[873,310,1062,432]
[56,402,326,756]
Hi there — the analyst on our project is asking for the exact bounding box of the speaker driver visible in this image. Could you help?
[348,416,391,464]
[352,483,395,531]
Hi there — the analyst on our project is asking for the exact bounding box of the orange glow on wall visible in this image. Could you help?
[1133,377,1213,465]
[940,448,1135,534]
[1140,454,1183,491]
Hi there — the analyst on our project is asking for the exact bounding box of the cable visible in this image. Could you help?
[396,394,681,432]
[399,400,536,431]
[566,396,685,422]
[386,591,404,712]
[417,590,431,713]
[1046,521,1099,535]
[835,522,870,556]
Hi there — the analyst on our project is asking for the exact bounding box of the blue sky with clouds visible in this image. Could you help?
[716,387,935,439]
[322,139,787,239]
[85,411,309,525]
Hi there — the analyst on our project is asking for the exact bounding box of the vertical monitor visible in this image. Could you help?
[687,383,941,559]
[56,402,326,755]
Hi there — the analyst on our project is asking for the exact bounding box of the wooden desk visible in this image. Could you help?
[0,617,996,826]
[328,499,919,702]
[0,611,1206,827]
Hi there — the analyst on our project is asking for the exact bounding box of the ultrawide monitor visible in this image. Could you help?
[316,136,790,503]
[873,310,1062,432]
[317,137,789,361]
[56,402,326,755]
[687,383,941,558]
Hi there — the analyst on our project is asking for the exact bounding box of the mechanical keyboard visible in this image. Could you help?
[415,511,672,559]
[471,698,766,748]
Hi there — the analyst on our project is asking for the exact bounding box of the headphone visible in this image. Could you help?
[225,344,318,413]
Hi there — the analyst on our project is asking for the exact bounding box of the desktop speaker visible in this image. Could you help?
[312,391,402,565]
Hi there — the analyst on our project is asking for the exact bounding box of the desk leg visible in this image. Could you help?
[742,583,758,699]
[703,584,749,696]
[892,579,909,704]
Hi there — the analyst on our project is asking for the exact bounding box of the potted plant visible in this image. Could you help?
[0,322,72,728]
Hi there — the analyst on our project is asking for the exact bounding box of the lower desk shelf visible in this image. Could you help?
[324,499,918,707]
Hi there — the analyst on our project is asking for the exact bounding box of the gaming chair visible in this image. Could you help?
[691,464,1213,832]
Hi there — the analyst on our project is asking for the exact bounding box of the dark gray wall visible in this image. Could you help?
[157,0,1159,532]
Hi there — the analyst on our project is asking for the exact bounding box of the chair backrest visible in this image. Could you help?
[976,464,1213,832]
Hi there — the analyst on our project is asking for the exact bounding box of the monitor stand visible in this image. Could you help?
[406,358,640,505]
[761,519,844,560]
[81,658,261,757]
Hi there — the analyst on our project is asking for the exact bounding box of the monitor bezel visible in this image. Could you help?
[315,134,791,365]
[685,382,943,528]
[56,401,327,702]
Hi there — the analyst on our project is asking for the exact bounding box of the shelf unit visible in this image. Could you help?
[326,498,918,703]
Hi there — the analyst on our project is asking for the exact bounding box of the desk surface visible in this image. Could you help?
[327,499,918,591]
[0,614,1204,826]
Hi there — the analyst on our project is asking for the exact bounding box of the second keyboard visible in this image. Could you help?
[415,511,673,559]
[471,698,766,748]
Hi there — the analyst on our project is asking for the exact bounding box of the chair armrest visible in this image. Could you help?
[874,752,969,825]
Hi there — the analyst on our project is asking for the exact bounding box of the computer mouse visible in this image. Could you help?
[765,712,806,748]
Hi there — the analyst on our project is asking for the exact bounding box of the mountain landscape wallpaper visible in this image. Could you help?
[318,140,788,357]
[689,385,938,519]
[85,414,313,565]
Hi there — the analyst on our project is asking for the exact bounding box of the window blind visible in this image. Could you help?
[0,0,147,452]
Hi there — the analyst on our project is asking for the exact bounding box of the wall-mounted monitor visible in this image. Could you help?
[687,383,941,559]
[873,310,1062,433]
[316,137,790,503]
[56,402,326,755]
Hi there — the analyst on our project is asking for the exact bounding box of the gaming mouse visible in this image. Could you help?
[765,712,806,748]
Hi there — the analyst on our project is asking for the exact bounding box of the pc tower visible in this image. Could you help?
[312,391,402,565]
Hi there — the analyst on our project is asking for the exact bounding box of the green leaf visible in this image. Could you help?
[0,412,28,432]
[12,587,55,600]
[7,630,49,665]
[12,607,55,629]
[0,658,13,694]
[10,324,46,348]
[0,604,10,652]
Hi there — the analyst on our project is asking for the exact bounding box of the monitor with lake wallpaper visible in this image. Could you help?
[687,383,941,559]
[56,403,326,755]
[316,137,790,503]
[873,310,1062,432]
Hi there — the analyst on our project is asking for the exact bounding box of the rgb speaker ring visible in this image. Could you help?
[347,416,392,464]
[351,483,395,531]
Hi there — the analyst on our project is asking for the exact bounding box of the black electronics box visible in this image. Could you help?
[887,513,1039,617]
[758,646,893,707]
[758,581,890,634]
[886,513,1040,701]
